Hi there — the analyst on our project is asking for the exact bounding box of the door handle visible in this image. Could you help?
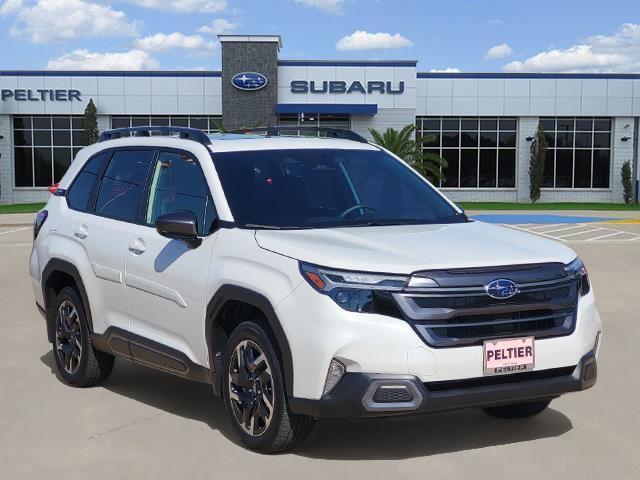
[128,238,146,255]
[74,225,88,239]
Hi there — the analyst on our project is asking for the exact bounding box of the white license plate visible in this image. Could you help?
[483,337,535,376]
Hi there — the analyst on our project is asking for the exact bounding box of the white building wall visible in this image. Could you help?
[97,115,110,133]
[441,189,518,202]
[351,108,415,140]
[0,72,222,204]
[0,115,12,204]
[611,117,635,202]
[11,187,50,204]
[1,69,639,204]
[416,76,640,117]
[0,75,220,117]
[416,75,639,203]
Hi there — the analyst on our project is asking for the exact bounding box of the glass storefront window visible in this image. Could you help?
[278,113,350,133]
[540,117,612,189]
[13,115,85,187]
[416,116,517,188]
[110,115,223,133]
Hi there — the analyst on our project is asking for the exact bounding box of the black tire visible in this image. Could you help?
[52,286,114,387]
[222,320,314,453]
[482,399,552,419]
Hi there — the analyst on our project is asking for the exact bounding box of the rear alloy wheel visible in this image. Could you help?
[222,321,314,453]
[51,286,114,387]
[55,300,83,375]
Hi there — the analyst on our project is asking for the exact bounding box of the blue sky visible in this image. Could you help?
[0,0,639,72]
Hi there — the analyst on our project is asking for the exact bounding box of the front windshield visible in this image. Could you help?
[211,148,465,229]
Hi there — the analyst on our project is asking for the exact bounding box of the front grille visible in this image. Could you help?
[392,263,579,348]
[425,309,574,344]
[411,285,573,310]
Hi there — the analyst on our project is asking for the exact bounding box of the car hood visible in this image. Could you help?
[254,221,577,274]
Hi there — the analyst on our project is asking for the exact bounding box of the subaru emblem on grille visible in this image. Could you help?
[485,279,519,299]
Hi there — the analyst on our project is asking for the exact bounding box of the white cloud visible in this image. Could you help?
[503,45,625,73]
[198,18,237,35]
[503,23,640,73]
[47,49,159,70]
[133,32,216,52]
[485,43,513,60]
[4,0,138,43]
[488,19,503,25]
[336,30,413,51]
[429,67,461,73]
[294,0,343,14]
[129,0,226,13]
[0,0,21,15]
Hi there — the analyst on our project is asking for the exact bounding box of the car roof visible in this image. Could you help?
[206,135,381,153]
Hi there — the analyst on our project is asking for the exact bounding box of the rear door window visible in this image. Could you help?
[66,152,108,212]
[95,149,154,222]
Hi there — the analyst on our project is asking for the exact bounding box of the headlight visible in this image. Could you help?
[564,257,590,296]
[299,262,407,313]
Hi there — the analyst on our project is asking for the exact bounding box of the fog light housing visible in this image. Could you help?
[322,359,345,396]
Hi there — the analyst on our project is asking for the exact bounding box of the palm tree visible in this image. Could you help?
[368,124,446,184]
[369,124,416,160]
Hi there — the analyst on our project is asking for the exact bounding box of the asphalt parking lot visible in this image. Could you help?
[1,214,640,480]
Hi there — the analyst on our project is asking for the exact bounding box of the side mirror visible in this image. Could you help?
[156,211,202,247]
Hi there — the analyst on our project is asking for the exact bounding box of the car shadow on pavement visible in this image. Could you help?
[40,353,243,447]
[41,352,572,460]
[298,407,572,460]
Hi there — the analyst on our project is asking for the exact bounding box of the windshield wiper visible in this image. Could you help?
[243,224,312,230]
[243,223,282,230]
[339,219,434,227]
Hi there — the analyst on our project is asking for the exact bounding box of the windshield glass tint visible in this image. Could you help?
[212,148,464,228]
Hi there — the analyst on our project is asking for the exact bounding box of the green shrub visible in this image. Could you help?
[621,160,633,204]
[529,124,548,203]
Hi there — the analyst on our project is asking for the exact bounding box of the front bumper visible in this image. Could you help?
[289,350,597,418]
[276,280,602,399]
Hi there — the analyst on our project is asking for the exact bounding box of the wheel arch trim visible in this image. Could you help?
[206,285,294,398]
[42,258,93,342]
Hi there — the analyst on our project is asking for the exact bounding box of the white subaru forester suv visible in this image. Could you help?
[30,126,602,453]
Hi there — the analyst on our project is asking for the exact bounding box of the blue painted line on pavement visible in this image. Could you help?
[471,214,619,224]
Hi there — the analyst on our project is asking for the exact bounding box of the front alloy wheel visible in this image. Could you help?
[222,321,314,453]
[228,340,275,437]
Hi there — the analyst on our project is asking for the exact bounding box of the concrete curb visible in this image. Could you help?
[0,213,36,227]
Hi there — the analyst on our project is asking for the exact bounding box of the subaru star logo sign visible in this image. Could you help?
[485,279,519,300]
[231,72,268,91]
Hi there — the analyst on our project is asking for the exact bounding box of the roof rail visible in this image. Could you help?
[98,126,211,145]
[230,126,369,144]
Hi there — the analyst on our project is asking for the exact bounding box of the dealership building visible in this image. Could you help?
[1,34,639,205]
